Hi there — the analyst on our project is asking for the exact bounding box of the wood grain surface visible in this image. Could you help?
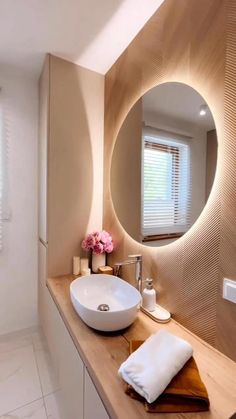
[103,0,236,361]
[47,275,236,419]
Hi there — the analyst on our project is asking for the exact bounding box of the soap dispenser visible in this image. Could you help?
[142,278,156,312]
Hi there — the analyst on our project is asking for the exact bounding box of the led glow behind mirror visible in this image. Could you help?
[110,82,217,247]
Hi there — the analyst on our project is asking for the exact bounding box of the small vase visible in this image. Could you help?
[92,253,106,273]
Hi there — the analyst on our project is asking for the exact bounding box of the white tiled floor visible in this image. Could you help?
[0,327,62,419]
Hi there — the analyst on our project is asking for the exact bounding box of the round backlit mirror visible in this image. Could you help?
[111,82,217,247]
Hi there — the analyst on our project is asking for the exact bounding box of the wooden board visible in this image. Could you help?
[47,275,236,419]
[103,0,236,361]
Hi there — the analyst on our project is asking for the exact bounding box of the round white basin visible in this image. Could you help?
[70,274,141,332]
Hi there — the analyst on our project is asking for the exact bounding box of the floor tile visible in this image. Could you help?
[32,331,59,396]
[44,392,63,419]
[31,329,45,351]
[0,345,42,415]
[0,328,36,354]
[0,399,47,419]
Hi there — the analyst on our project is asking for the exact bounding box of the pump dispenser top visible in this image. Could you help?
[142,278,156,312]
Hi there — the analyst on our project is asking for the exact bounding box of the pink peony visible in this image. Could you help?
[81,239,89,251]
[81,230,113,254]
[86,234,96,249]
[104,242,113,253]
[100,230,110,243]
[93,242,104,255]
[92,231,101,243]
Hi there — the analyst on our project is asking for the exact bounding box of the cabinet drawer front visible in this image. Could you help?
[84,369,110,419]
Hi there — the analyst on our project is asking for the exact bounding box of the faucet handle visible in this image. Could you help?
[128,254,142,261]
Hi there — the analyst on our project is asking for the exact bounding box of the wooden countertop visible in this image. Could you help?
[47,275,236,419]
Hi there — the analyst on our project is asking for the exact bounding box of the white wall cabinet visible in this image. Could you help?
[38,58,49,244]
[38,55,104,277]
[38,241,47,286]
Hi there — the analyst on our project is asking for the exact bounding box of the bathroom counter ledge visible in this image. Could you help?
[47,275,236,419]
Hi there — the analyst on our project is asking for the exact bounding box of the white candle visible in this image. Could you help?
[73,256,80,275]
[81,268,91,276]
[80,258,89,271]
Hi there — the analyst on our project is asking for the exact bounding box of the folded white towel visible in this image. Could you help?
[118,329,193,403]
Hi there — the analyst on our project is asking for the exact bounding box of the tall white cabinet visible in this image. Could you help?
[38,56,49,245]
[38,54,107,419]
[38,54,104,278]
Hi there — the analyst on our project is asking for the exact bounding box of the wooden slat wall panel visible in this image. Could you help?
[104,0,236,360]
[216,0,236,360]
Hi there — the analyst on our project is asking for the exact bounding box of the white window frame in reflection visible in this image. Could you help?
[141,127,191,240]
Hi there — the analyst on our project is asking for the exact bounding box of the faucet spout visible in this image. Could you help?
[113,255,143,293]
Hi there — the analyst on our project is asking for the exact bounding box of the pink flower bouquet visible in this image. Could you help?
[82,230,114,255]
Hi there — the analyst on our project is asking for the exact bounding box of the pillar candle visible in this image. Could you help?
[73,256,81,275]
[81,268,91,276]
[80,258,89,271]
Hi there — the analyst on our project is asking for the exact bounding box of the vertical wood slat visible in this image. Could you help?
[215,0,236,360]
[104,0,236,360]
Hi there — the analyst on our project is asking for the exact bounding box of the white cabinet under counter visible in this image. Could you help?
[57,312,84,419]
[84,369,109,419]
[40,281,109,419]
[44,274,236,419]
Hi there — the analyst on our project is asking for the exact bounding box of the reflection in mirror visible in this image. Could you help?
[111,82,217,247]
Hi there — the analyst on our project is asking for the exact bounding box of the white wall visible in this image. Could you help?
[0,67,38,335]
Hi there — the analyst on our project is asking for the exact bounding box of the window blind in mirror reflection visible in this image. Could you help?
[142,133,191,239]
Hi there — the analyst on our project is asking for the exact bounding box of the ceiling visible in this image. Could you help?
[143,82,216,131]
[0,0,165,78]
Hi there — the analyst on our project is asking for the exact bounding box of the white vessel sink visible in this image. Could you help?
[70,274,141,332]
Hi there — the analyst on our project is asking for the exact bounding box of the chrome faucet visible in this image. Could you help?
[113,254,143,293]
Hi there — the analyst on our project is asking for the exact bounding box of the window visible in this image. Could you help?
[142,129,191,240]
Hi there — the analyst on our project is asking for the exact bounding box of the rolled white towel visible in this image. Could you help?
[118,329,193,403]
